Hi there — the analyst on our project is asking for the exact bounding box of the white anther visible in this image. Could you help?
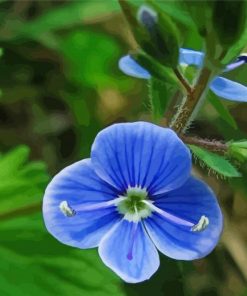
[59,201,76,217]
[191,215,209,232]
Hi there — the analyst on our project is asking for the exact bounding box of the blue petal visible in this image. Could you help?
[118,55,151,79]
[224,60,245,72]
[210,77,247,102]
[43,159,120,249]
[91,122,192,195]
[179,48,204,67]
[98,220,159,283]
[144,177,223,260]
[225,54,247,72]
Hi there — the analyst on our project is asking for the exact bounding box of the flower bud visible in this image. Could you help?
[119,0,179,68]
[228,140,247,163]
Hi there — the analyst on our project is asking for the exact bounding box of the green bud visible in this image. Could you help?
[119,0,179,68]
[212,0,247,48]
[137,3,179,67]
[228,140,247,163]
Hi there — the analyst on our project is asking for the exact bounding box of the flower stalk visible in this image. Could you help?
[181,135,227,155]
[170,66,216,133]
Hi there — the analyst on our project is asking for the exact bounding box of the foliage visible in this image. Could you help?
[0,0,246,295]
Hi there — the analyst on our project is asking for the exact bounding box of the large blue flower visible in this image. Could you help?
[43,122,223,283]
[119,49,247,102]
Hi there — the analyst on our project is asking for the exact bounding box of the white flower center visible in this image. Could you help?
[116,186,153,222]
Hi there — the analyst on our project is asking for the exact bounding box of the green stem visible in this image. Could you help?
[170,66,216,133]
[181,135,227,155]
[173,68,192,94]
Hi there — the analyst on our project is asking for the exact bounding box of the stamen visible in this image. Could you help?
[142,200,209,232]
[75,197,125,212]
[127,222,139,261]
[59,197,125,217]
[191,215,209,232]
[142,200,194,227]
[59,201,76,217]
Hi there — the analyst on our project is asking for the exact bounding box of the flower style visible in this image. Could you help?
[43,122,223,283]
[119,49,247,102]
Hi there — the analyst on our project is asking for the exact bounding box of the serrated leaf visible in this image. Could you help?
[0,213,125,296]
[0,146,49,214]
[0,211,185,296]
[189,145,241,178]
[0,145,30,178]
[208,92,238,130]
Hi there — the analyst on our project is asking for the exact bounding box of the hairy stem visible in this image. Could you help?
[181,135,227,155]
[170,66,216,133]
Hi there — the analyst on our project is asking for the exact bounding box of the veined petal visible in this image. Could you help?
[210,77,247,102]
[43,159,120,249]
[91,122,191,194]
[144,177,223,260]
[98,220,159,283]
[118,55,151,79]
[179,48,204,67]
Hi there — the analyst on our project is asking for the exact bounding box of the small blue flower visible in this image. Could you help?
[43,122,223,283]
[119,49,247,102]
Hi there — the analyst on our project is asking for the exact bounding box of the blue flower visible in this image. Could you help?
[119,49,247,102]
[43,122,223,283]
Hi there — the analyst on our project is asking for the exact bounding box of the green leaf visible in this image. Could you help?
[148,78,170,121]
[212,0,247,49]
[155,1,194,28]
[208,92,238,130]
[0,213,125,296]
[131,51,178,84]
[0,145,30,178]
[189,145,241,178]
[223,25,247,63]
[182,0,213,37]
[0,146,49,214]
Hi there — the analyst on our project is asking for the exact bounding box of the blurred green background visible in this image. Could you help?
[0,1,247,295]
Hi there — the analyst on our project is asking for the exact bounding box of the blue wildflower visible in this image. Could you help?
[43,122,223,283]
[119,49,247,102]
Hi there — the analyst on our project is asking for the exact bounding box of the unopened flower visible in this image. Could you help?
[119,49,247,102]
[43,122,223,283]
